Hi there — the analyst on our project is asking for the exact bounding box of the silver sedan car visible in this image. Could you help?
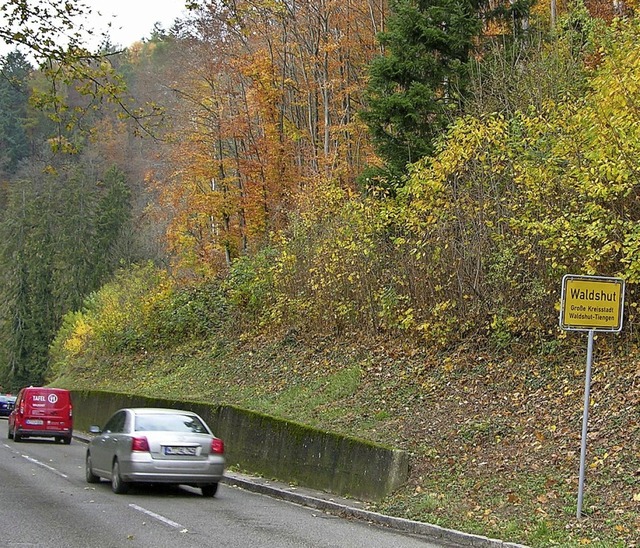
[85,408,225,497]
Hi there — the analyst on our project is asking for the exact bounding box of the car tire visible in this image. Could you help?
[111,459,130,494]
[201,483,218,497]
[14,431,22,442]
[86,453,100,484]
[62,436,71,445]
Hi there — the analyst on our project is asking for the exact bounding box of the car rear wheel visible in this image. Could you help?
[111,459,130,494]
[14,430,22,442]
[85,453,100,484]
[201,483,218,497]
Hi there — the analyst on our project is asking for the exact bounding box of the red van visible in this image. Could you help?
[8,387,73,444]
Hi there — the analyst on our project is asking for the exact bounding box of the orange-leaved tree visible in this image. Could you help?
[153,0,381,278]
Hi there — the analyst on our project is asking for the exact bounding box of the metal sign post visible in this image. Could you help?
[576,329,594,519]
[559,275,625,520]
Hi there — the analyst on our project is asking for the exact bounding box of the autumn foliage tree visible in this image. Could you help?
[154,0,382,277]
[153,7,640,352]
[388,15,640,349]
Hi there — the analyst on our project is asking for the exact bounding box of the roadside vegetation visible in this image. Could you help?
[52,289,640,546]
[3,1,640,546]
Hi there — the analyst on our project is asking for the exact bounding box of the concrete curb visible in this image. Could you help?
[221,472,529,548]
[74,433,527,548]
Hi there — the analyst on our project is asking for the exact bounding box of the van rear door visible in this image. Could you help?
[23,388,73,435]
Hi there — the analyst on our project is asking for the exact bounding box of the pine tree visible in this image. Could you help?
[92,166,132,286]
[0,51,32,174]
[0,174,57,387]
[360,0,485,187]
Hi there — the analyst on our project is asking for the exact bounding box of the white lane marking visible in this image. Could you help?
[22,454,68,478]
[129,503,186,530]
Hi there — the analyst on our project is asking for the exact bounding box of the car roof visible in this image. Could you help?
[21,386,70,392]
[126,408,199,416]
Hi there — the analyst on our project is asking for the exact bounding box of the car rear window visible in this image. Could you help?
[134,413,208,434]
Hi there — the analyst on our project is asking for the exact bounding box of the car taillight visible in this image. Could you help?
[211,438,224,454]
[69,405,73,418]
[131,436,150,452]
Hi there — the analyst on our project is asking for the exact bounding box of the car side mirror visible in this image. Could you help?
[89,425,102,434]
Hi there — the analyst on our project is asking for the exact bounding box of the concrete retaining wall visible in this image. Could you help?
[71,390,409,501]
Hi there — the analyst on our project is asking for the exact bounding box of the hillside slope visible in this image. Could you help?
[57,332,640,547]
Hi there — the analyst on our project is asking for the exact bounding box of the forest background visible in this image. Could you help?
[2,0,640,545]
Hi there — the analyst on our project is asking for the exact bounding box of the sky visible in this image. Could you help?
[82,0,189,49]
[0,1,189,57]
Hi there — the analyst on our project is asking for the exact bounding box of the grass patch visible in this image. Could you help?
[258,366,362,419]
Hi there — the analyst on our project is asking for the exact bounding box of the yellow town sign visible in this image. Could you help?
[560,274,625,332]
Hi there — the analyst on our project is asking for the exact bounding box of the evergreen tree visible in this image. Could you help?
[51,165,100,316]
[92,166,132,286]
[360,0,485,188]
[0,51,32,174]
[0,174,56,388]
[0,162,134,389]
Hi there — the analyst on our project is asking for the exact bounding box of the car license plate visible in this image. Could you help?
[164,446,197,456]
[26,419,44,425]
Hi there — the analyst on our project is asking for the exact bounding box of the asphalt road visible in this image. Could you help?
[0,421,447,548]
